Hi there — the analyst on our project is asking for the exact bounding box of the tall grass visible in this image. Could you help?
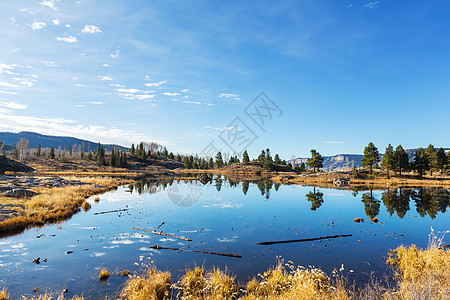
[0,287,9,300]
[120,267,171,300]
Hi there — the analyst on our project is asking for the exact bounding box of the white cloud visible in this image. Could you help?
[75,84,87,87]
[42,61,59,67]
[163,92,180,96]
[99,76,113,81]
[102,64,111,67]
[323,141,345,144]
[29,21,46,30]
[184,101,201,105]
[144,81,166,87]
[109,83,125,87]
[65,24,71,28]
[82,25,102,34]
[219,93,240,100]
[52,19,60,26]
[40,0,58,11]
[181,89,189,93]
[116,88,141,94]
[0,63,18,74]
[118,93,156,101]
[56,36,77,43]
[111,50,119,59]
[85,101,104,105]
[0,81,20,88]
[20,81,34,87]
[0,90,18,95]
[10,17,16,24]
[364,1,379,9]
[0,102,28,110]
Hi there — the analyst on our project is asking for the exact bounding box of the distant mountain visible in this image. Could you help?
[289,148,450,171]
[0,131,128,152]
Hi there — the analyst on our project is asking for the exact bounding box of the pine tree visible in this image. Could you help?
[274,154,281,165]
[209,157,214,169]
[287,162,293,169]
[215,152,224,168]
[436,148,447,173]
[97,142,102,156]
[258,150,266,162]
[48,147,55,159]
[393,145,409,177]
[381,144,395,179]
[87,152,93,160]
[169,152,174,160]
[183,157,192,169]
[294,164,300,171]
[412,148,429,178]
[176,154,182,162]
[361,142,380,174]
[425,144,437,175]
[109,149,116,166]
[300,162,307,172]
[242,150,250,163]
[306,149,323,173]
[447,151,450,170]
[130,144,135,154]
[263,148,273,170]
[36,143,41,157]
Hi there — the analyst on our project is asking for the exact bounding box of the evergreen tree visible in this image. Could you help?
[263,148,273,170]
[169,152,175,160]
[209,157,214,169]
[87,152,93,160]
[274,154,281,165]
[242,150,250,163]
[97,142,102,156]
[306,149,324,173]
[215,152,224,168]
[393,145,409,176]
[2,150,6,159]
[281,160,287,166]
[48,147,55,159]
[163,147,169,158]
[436,147,447,173]
[412,148,429,178]
[425,144,437,175]
[258,150,266,162]
[130,143,135,154]
[109,149,116,166]
[36,143,41,157]
[300,162,307,172]
[361,142,380,174]
[294,164,300,171]
[447,151,450,170]
[287,162,293,169]
[183,157,192,169]
[381,144,395,179]
[176,154,182,162]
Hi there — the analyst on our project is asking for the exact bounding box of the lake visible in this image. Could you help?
[0,177,449,299]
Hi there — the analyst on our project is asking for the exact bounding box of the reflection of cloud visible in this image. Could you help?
[111,239,134,245]
[217,236,238,243]
[203,203,243,209]
[102,245,119,249]
[159,238,176,242]
[91,252,106,257]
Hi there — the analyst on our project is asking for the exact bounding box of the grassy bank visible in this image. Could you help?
[0,176,132,237]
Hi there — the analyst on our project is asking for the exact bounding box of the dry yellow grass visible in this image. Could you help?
[0,287,9,300]
[99,268,110,282]
[120,267,171,300]
[386,230,450,299]
[0,177,131,236]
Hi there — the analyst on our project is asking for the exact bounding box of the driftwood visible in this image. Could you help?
[133,227,192,241]
[156,221,165,229]
[439,244,450,250]
[257,234,352,246]
[93,208,129,215]
[150,245,242,258]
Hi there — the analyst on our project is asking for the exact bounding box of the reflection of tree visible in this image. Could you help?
[411,187,450,219]
[361,189,380,219]
[381,188,411,219]
[274,183,280,191]
[257,180,273,200]
[306,187,324,211]
[242,182,249,195]
[215,180,222,192]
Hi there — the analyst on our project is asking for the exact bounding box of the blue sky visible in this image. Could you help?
[1,0,449,159]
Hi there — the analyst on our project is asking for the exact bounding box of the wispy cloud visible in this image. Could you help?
[0,81,20,89]
[82,25,102,34]
[56,36,78,43]
[323,141,345,144]
[42,61,59,67]
[364,1,379,9]
[29,21,46,30]
[99,76,113,81]
[0,90,18,95]
[219,93,240,100]
[144,81,166,87]
[40,0,58,11]
[0,102,28,110]
[52,19,60,26]
[184,101,201,105]
[181,89,189,93]
[163,92,180,96]
[85,102,104,105]
[116,88,142,94]
[110,50,119,59]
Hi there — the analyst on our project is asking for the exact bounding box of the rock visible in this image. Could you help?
[66,251,73,254]
[369,217,379,223]
[32,257,40,264]
[5,188,38,198]
[353,218,365,223]
[333,178,348,187]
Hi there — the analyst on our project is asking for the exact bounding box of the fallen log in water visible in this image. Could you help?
[439,244,450,250]
[156,221,165,229]
[257,234,352,246]
[133,227,192,241]
[93,208,129,215]
[150,245,242,258]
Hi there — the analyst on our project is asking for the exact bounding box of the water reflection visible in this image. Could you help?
[306,187,324,211]
[128,179,450,219]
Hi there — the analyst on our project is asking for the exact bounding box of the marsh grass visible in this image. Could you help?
[0,177,130,236]
[99,268,110,282]
[0,287,9,300]
[120,267,171,300]
[81,201,91,212]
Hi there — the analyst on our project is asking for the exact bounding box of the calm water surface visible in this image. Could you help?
[0,178,449,299]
